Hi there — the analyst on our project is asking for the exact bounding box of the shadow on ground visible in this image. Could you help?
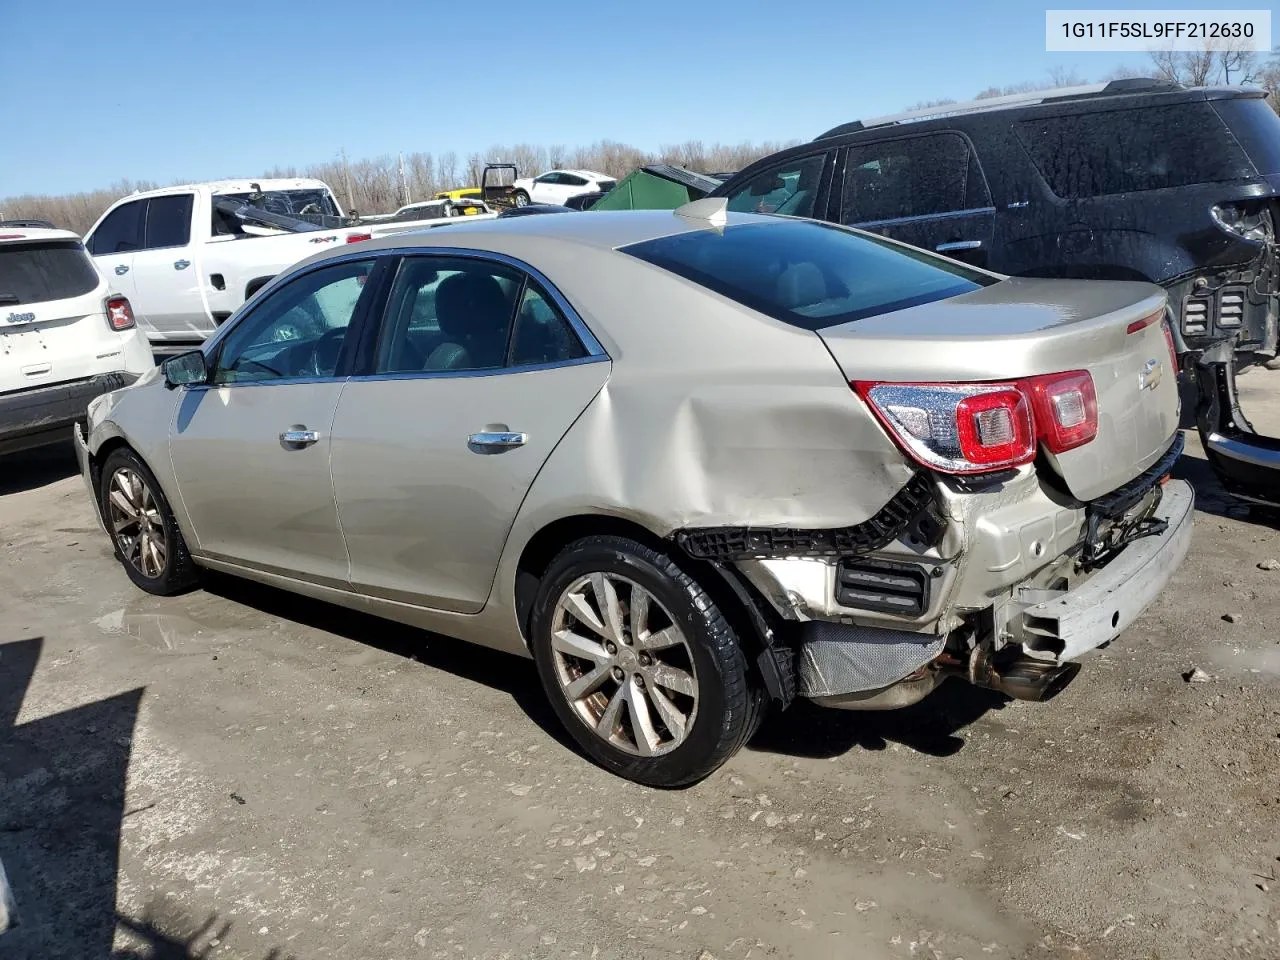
[0,637,290,959]
[200,573,580,754]
[749,679,1010,759]
[0,443,79,497]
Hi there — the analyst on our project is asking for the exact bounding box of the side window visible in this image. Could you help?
[725,154,827,218]
[211,259,375,385]
[375,257,523,374]
[510,281,587,366]
[87,200,145,255]
[841,134,971,224]
[560,174,588,187]
[143,194,194,249]
[535,173,560,185]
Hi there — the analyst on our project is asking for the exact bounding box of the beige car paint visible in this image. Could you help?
[80,211,1186,675]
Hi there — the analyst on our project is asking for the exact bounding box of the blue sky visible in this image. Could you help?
[2,0,1172,196]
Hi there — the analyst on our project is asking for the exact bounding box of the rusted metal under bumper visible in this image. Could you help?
[1017,479,1194,661]
[1196,337,1280,508]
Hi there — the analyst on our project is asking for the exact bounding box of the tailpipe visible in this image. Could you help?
[959,645,1081,702]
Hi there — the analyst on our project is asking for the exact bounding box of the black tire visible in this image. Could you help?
[512,190,530,207]
[529,535,767,787]
[99,447,200,596]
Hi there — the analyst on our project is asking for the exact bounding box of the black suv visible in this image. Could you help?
[711,79,1280,361]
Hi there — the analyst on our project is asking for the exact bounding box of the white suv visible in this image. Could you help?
[0,228,153,455]
[509,170,616,207]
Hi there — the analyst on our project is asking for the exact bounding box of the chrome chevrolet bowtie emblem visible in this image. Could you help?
[1139,358,1162,391]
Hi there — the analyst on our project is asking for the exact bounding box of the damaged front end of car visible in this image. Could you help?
[1196,336,1280,510]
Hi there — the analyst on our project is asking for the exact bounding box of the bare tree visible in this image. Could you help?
[907,97,958,110]
[436,151,459,190]
[1218,39,1260,85]
[1047,65,1084,87]
[1150,45,1215,85]
[1103,63,1147,81]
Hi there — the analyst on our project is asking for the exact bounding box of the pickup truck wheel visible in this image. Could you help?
[99,448,199,596]
[529,535,766,787]
[513,190,530,207]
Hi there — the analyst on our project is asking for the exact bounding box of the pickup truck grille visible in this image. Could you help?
[835,558,930,616]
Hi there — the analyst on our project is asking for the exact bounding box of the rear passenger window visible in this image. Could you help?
[375,257,523,374]
[88,200,145,255]
[841,133,978,224]
[144,194,194,249]
[1014,103,1254,198]
[510,282,587,366]
[725,154,828,218]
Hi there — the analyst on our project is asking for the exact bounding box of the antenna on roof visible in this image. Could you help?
[674,197,728,226]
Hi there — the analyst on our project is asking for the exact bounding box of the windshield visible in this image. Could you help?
[622,219,993,330]
[0,239,100,305]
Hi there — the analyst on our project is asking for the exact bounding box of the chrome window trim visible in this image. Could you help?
[853,206,997,230]
[353,354,609,383]
[199,246,608,363]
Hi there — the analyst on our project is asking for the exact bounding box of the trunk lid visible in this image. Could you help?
[818,277,1180,501]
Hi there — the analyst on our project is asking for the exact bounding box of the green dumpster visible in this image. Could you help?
[590,164,724,211]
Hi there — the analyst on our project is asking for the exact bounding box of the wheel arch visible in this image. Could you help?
[511,513,773,661]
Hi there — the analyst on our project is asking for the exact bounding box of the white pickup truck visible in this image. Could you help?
[84,179,493,350]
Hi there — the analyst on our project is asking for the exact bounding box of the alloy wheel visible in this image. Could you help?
[106,467,168,579]
[549,573,698,757]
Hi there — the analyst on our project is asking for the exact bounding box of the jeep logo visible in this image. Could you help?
[4,311,35,324]
[1139,358,1163,391]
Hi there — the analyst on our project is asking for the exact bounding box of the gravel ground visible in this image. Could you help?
[0,371,1277,960]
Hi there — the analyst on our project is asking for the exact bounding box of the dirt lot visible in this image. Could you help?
[1,371,1278,960]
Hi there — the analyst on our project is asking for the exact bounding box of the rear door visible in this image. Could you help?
[85,199,144,304]
[128,193,212,340]
[530,172,562,204]
[837,132,995,267]
[329,253,610,613]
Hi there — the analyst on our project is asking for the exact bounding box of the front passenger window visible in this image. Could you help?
[725,154,827,219]
[211,259,375,385]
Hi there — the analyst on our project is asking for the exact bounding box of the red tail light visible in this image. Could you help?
[1023,370,1097,453]
[1161,317,1178,370]
[345,232,372,244]
[855,369,1099,475]
[105,295,135,331]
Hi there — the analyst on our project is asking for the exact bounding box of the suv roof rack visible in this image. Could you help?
[815,78,1185,140]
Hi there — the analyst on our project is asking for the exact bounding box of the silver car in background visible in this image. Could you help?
[75,204,1191,786]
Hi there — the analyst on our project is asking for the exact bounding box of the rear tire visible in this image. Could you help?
[99,448,199,596]
[529,535,766,787]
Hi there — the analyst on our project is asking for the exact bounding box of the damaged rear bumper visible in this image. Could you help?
[1196,337,1280,508]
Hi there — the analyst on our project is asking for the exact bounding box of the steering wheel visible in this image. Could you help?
[307,327,347,377]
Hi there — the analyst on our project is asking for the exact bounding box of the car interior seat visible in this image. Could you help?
[427,272,512,370]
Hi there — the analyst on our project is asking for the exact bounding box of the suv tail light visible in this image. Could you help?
[105,295,135,331]
[855,370,1099,475]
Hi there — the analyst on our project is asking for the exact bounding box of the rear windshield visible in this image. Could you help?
[213,189,342,236]
[1014,102,1256,199]
[621,219,992,330]
[0,240,100,306]
[1211,97,1280,177]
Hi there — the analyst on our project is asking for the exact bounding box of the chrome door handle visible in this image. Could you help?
[935,240,982,252]
[174,259,190,270]
[468,431,527,452]
[114,264,129,275]
[279,429,321,446]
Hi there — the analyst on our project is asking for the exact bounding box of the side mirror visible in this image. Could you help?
[162,350,208,389]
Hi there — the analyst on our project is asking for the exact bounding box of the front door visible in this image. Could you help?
[330,254,610,613]
[168,256,381,585]
[838,132,995,268]
[85,198,144,306]
[128,193,212,340]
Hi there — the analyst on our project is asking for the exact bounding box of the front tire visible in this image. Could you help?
[512,190,530,207]
[529,535,766,787]
[99,448,199,596]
